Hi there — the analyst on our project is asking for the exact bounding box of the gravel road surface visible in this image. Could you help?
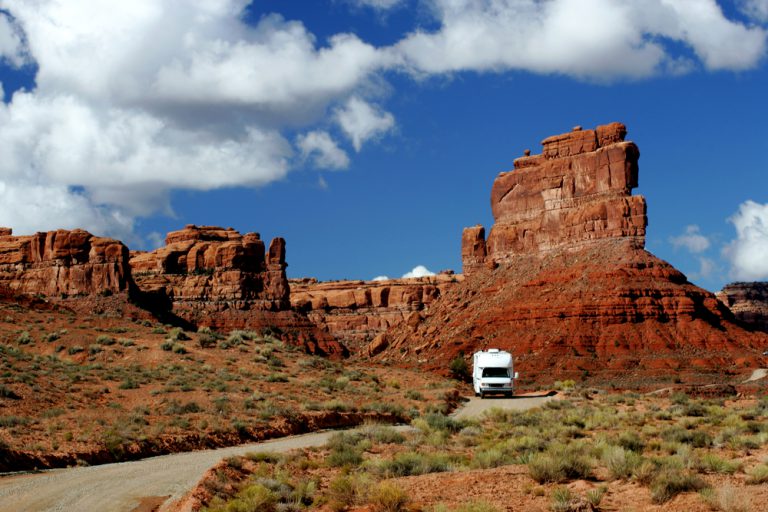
[0,393,554,512]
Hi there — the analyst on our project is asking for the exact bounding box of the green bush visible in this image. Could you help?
[528,444,592,483]
[650,469,706,504]
[368,482,409,512]
[375,451,451,477]
[746,464,768,485]
[449,355,469,381]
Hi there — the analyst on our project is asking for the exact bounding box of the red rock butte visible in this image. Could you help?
[0,228,130,296]
[378,123,768,386]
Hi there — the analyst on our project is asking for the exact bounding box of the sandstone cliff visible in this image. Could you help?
[129,225,342,356]
[717,282,768,333]
[290,273,461,353]
[381,123,767,386]
[0,228,130,296]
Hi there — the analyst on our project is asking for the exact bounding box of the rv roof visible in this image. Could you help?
[488,348,500,353]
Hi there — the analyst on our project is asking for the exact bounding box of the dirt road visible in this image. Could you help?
[0,394,554,512]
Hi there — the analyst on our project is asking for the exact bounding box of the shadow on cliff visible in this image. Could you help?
[128,287,196,331]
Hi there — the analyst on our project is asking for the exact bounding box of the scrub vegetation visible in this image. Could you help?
[198,391,768,511]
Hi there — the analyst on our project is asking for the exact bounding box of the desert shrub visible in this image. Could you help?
[375,451,451,477]
[118,338,135,347]
[632,460,658,485]
[603,446,641,480]
[528,444,592,483]
[67,345,84,355]
[326,475,368,511]
[650,469,706,504]
[0,415,29,427]
[745,464,768,485]
[699,485,749,512]
[95,335,116,345]
[16,331,32,344]
[43,331,61,343]
[472,447,515,469]
[88,344,103,355]
[160,341,174,351]
[213,483,278,512]
[423,413,464,433]
[449,355,469,381]
[696,453,741,474]
[586,486,607,508]
[0,385,20,399]
[362,424,406,444]
[165,400,202,415]
[549,486,574,512]
[168,327,190,341]
[326,432,364,468]
[368,482,409,512]
[118,378,139,390]
[617,431,645,452]
[406,389,424,400]
[171,343,187,354]
[661,426,711,447]
[670,392,690,405]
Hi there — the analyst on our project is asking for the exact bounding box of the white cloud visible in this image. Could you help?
[724,200,768,281]
[0,13,26,67]
[0,0,764,243]
[335,96,395,151]
[297,130,350,170]
[394,0,767,78]
[402,265,435,278]
[670,225,711,253]
[0,0,388,239]
[739,0,768,22]
[350,0,405,9]
[696,257,716,279]
[372,275,390,281]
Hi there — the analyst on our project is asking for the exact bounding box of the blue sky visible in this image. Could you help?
[0,0,767,292]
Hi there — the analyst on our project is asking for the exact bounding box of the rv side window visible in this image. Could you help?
[482,367,509,378]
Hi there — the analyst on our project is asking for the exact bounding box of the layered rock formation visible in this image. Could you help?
[717,283,768,333]
[465,123,646,271]
[0,228,130,296]
[290,273,461,353]
[130,225,341,355]
[381,123,767,386]
[130,225,288,308]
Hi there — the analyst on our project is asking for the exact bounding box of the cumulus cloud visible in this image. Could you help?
[402,265,435,278]
[297,131,350,170]
[724,200,768,281]
[670,225,711,253]
[394,0,767,78]
[739,0,768,22]
[0,12,26,67]
[335,97,395,151]
[372,275,390,281]
[0,0,392,239]
[0,0,764,242]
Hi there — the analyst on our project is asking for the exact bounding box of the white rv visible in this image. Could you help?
[472,349,518,398]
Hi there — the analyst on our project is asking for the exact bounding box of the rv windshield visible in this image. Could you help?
[482,367,509,378]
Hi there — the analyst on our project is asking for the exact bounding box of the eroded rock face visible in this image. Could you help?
[130,225,342,356]
[717,283,768,333]
[0,228,130,296]
[463,123,646,272]
[130,225,288,306]
[383,123,767,386]
[290,274,461,353]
